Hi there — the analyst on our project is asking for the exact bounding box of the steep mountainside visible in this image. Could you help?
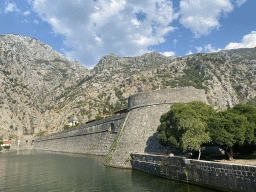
[0,34,256,139]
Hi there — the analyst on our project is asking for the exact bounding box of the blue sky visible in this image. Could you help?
[0,0,256,69]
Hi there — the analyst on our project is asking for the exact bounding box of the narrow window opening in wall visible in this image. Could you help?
[31,140,34,146]
[111,123,115,134]
[26,140,28,146]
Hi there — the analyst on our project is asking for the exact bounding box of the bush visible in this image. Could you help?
[3,146,10,149]
[64,125,70,130]
[95,116,104,121]
[37,131,46,136]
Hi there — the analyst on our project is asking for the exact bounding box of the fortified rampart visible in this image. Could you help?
[107,87,208,168]
[131,153,256,192]
[12,87,207,159]
[127,87,207,110]
[33,113,126,155]
[11,135,35,150]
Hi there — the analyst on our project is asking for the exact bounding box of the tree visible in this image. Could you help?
[231,104,256,143]
[157,102,256,160]
[208,111,252,160]
[157,101,215,159]
[230,104,256,153]
[179,118,211,160]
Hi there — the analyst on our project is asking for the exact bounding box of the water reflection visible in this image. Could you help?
[0,150,220,192]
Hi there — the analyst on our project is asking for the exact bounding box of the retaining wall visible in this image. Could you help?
[33,113,126,155]
[131,153,256,192]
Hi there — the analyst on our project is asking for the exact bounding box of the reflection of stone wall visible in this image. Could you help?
[108,87,208,168]
[131,153,256,192]
[33,114,126,155]
[11,135,35,150]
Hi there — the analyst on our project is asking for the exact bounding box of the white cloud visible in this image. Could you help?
[179,0,234,37]
[161,51,175,57]
[4,2,20,14]
[34,20,39,24]
[236,0,248,7]
[31,0,179,68]
[186,50,193,55]
[195,46,203,52]
[22,19,29,23]
[204,44,221,53]
[225,31,256,50]
[23,10,31,16]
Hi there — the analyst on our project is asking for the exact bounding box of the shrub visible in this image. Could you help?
[64,125,70,130]
[37,131,46,136]
[95,116,104,121]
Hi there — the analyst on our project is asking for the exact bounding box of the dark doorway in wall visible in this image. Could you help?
[111,123,115,133]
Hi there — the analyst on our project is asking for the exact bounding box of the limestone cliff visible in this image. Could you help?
[0,34,256,139]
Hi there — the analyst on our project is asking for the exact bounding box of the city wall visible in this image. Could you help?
[107,87,208,168]
[12,87,208,159]
[11,135,35,150]
[131,153,256,192]
[32,113,126,155]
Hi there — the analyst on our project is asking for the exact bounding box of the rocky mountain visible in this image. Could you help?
[0,34,256,139]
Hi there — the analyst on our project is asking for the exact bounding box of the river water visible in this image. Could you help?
[0,150,220,192]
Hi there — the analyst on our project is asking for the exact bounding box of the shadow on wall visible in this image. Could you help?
[144,132,182,155]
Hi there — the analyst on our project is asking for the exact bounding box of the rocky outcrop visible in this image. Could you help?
[0,34,256,139]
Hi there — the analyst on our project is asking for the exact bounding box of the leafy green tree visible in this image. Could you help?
[230,104,256,153]
[157,101,215,159]
[208,105,255,159]
[230,104,256,143]
[208,111,251,160]
[157,102,256,160]
[179,118,211,160]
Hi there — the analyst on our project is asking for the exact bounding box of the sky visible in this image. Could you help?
[0,0,256,69]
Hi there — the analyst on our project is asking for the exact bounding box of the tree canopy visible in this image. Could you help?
[157,101,215,159]
[157,101,256,160]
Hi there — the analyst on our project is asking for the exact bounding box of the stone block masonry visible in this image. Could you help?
[131,153,256,192]
[11,135,35,150]
[32,113,126,155]
[12,87,208,160]
[107,87,208,168]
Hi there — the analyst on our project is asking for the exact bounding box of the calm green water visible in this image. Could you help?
[0,150,220,192]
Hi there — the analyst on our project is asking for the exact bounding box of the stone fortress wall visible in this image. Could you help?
[12,87,207,158]
[11,135,35,150]
[108,87,208,168]
[32,113,126,155]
